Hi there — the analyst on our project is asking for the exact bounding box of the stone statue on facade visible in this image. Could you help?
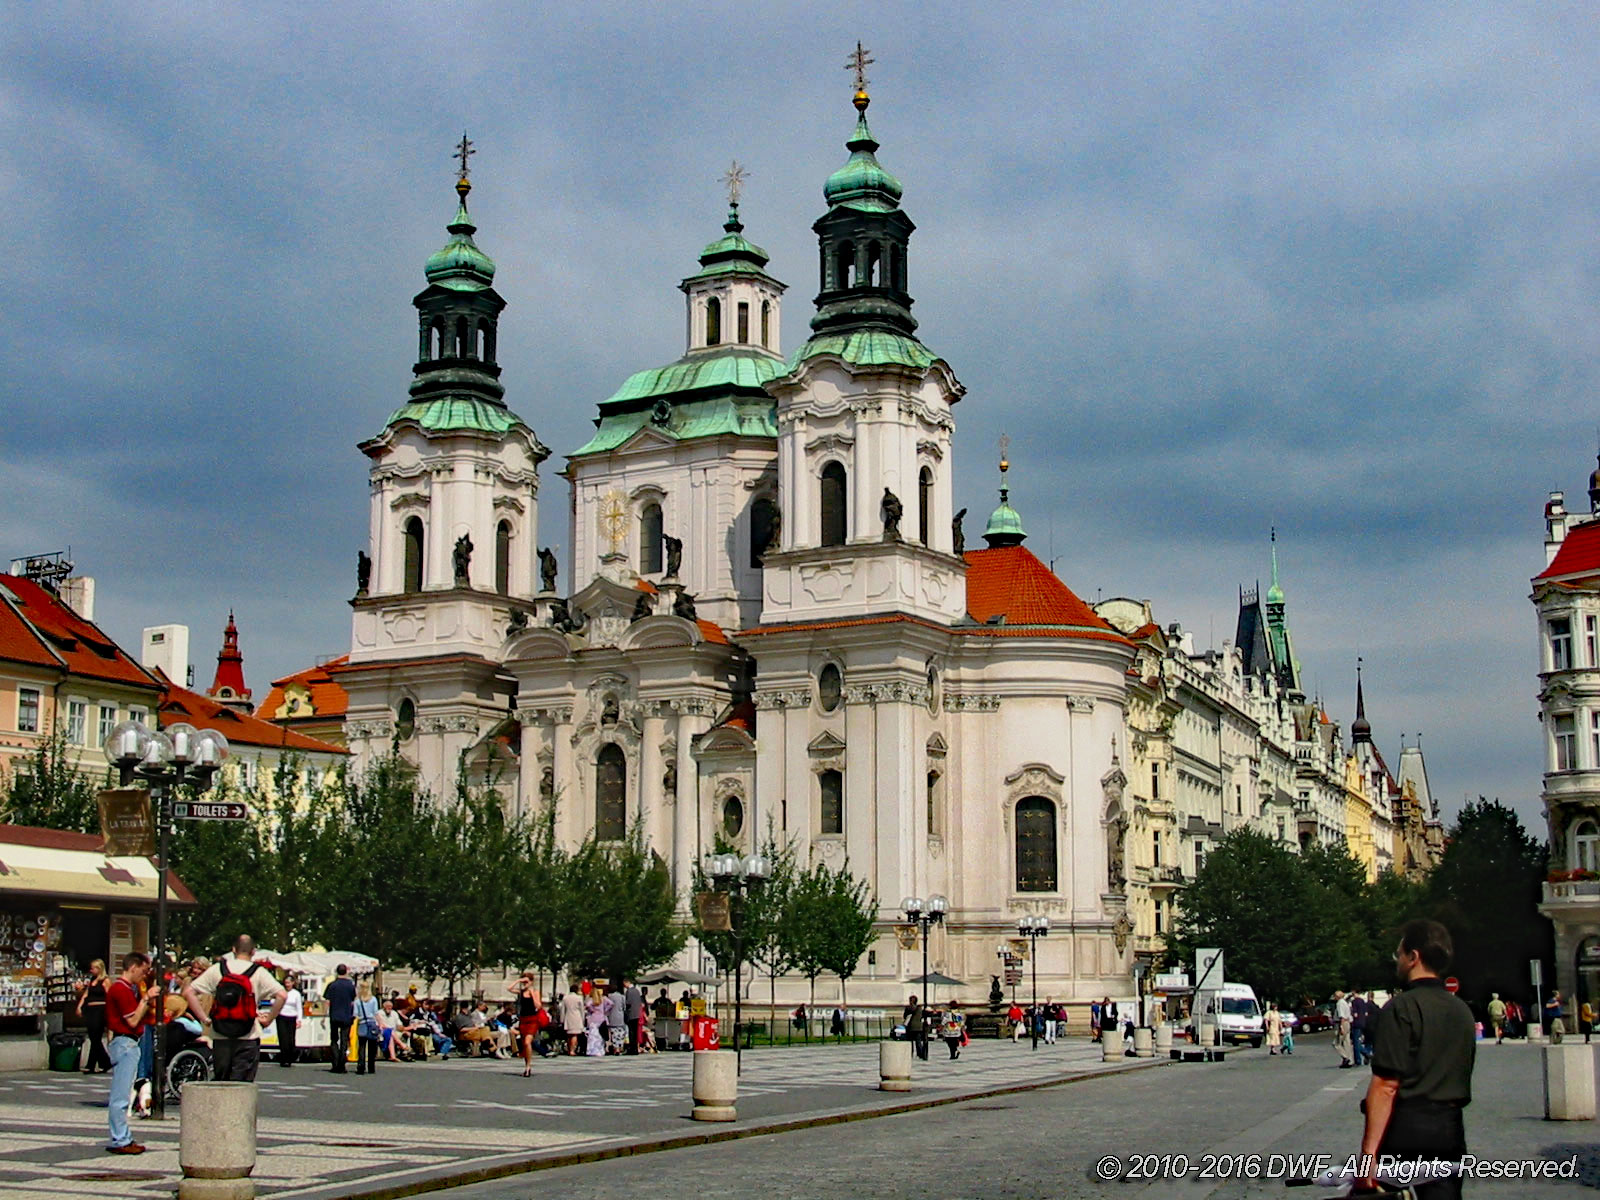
[537,547,558,594]
[952,508,967,555]
[663,534,683,579]
[356,550,371,595]
[1108,815,1128,891]
[549,598,586,633]
[452,533,473,585]
[881,488,903,541]
[672,589,698,621]
[988,975,1004,1012]
[506,608,529,635]
[631,590,653,622]
[764,504,782,556]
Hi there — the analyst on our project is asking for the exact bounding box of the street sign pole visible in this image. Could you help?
[1531,958,1544,1039]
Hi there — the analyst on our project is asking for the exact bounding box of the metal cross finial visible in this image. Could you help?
[846,41,875,92]
[722,160,749,208]
[455,131,475,179]
[998,433,1011,471]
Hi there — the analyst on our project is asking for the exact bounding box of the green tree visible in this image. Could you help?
[1299,841,1379,987]
[1,724,105,834]
[785,859,877,1006]
[1424,798,1552,1004]
[562,820,685,984]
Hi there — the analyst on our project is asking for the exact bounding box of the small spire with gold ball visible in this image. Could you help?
[454,131,475,203]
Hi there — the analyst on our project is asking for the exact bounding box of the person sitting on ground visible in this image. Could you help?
[376,1000,407,1061]
[416,1003,453,1060]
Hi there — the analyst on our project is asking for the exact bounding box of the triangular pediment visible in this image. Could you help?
[614,425,679,453]
[571,574,651,618]
[807,730,847,756]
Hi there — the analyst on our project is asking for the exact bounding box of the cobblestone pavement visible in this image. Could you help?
[430,1039,1600,1200]
[0,1037,1146,1198]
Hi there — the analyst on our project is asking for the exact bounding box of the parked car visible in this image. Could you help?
[1295,1005,1335,1033]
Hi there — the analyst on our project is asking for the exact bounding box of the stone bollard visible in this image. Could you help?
[1542,1044,1597,1121]
[691,1049,738,1122]
[879,1039,913,1091]
[1133,1026,1154,1058]
[1153,1023,1172,1055]
[1103,1037,1122,1062]
[178,1081,257,1200]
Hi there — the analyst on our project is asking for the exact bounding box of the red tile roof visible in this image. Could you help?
[1538,520,1600,581]
[0,575,161,691]
[696,619,731,645]
[0,824,107,851]
[0,591,61,670]
[255,656,350,723]
[157,673,347,756]
[963,546,1121,634]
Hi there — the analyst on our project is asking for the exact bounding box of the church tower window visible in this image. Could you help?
[1015,797,1057,892]
[819,769,844,835]
[639,502,664,573]
[705,298,721,346]
[402,517,425,592]
[596,743,626,840]
[737,301,749,343]
[820,461,848,547]
[494,520,511,595]
[750,497,778,567]
[918,467,932,545]
[817,663,842,712]
[761,301,771,348]
[834,242,854,289]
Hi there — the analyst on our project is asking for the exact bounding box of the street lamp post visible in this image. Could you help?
[706,851,770,1072]
[1017,915,1050,1051]
[901,895,947,1057]
[104,719,229,1119]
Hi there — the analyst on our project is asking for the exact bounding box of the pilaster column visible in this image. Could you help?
[1067,694,1099,920]
[552,707,577,847]
[516,716,543,821]
[640,706,666,852]
[674,704,711,899]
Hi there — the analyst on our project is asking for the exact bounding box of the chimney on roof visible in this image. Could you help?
[57,576,94,621]
[1546,490,1569,565]
[141,624,190,683]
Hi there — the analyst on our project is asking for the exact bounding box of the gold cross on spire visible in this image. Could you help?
[721,160,749,208]
[846,41,875,93]
[454,131,475,179]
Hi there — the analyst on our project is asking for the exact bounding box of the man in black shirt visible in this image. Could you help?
[1358,919,1475,1199]
[323,965,356,1074]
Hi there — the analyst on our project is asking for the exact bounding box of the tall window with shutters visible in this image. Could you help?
[595,744,627,840]
[1015,797,1058,892]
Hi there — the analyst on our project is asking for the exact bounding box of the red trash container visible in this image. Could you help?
[690,1016,720,1051]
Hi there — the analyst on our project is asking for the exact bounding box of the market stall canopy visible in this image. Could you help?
[251,949,377,976]
[637,967,723,987]
[0,825,194,908]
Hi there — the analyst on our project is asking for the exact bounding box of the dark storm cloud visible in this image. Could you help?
[3,1,1594,828]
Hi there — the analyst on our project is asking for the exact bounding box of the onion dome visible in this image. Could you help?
[823,93,904,213]
[424,177,496,291]
[983,453,1028,548]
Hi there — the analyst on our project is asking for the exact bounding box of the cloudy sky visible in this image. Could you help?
[3,2,1594,830]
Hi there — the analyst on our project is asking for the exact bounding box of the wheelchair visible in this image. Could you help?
[162,1022,213,1103]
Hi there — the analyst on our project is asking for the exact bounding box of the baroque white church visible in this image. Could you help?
[332,80,1137,1004]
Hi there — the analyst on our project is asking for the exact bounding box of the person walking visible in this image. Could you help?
[1357,919,1475,1200]
[904,994,929,1061]
[831,1005,846,1040]
[76,959,113,1074]
[1579,998,1594,1043]
[1350,992,1372,1067]
[584,990,606,1057]
[1333,990,1354,1068]
[190,935,286,1082]
[276,974,303,1068]
[511,972,543,1077]
[940,1002,966,1060]
[103,952,158,1155]
[1006,1000,1024,1044]
[1544,990,1566,1044]
[623,978,644,1055]
[353,980,381,1075]
[1264,1002,1283,1055]
[324,964,356,1073]
[1486,992,1506,1043]
[560,984,585,1056]
[603,983,627,1055]
[1089,999,1102,1042]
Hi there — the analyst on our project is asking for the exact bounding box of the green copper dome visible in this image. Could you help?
[984,496,1027,545]
[424,184,496,291]
[823,105,904,213]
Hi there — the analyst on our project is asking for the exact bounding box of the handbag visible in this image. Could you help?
[357,998,381,1040]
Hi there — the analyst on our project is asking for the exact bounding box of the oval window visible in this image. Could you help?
[818,663,842,712]
[722,795,745,839]
[926,664,939,714]
[396,698,416,741]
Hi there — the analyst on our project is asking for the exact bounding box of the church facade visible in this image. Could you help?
[331,80,1140,1005]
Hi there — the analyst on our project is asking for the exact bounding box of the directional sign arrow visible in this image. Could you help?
[172,801,248,821]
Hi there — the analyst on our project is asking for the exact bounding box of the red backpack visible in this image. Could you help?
[211,961,260,1037]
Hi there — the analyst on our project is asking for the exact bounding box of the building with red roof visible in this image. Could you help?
[255,656,350,749]
[206,611,251,712]
[157,672,346,795]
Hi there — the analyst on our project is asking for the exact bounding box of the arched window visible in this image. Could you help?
[835,242,854,289]
[402,517,424,592]
[483,322,496,362]
[639,502,664,573]
[705,298,721,346]
[866,242,881,286]
[918,467,932,545]
[926,769,942,837]
[737,301,749,343]
[750,497,778,567]
[596,743,626,840]
[819,769,844,835]
[890,244,905,291]
[1576,819,1600,873]
[456,316,469,357]
[432,322,445,359]
[494,520,512,595]
[760,301,771,348]
[1015,797,1058,892]
[418,322,431,362]
[395,698,416,742]
[820,461,847,547]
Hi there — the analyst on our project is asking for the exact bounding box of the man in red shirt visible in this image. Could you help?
[104,951,159,1154]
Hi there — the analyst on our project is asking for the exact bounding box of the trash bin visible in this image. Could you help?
[690,1016,720,1051]
[47,1032,83,1073]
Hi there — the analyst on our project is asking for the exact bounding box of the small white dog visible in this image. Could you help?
[130,1077,153,1119]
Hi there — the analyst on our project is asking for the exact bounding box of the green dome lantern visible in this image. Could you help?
[823,101,904,214]
[983,451,1028,548]
[424,177,496,291]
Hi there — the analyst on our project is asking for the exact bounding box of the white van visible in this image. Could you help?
[1211,983,1264,1047]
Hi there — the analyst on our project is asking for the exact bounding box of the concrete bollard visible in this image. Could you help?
[1133,1026,1154,1058]
[879,1039,913,1091]
[1153,1023,1172,1055]
[178,1081,257,1200]
[1103,1037,1122,1062]
[691,1049,738,1122]
[1542,1044,1597,1121]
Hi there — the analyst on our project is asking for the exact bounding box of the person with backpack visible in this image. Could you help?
[190,935,286,1082]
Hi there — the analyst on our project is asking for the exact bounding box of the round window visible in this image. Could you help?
[926,664,940,714]
[722,795,745,839]
[818,663,842,712]
[396,698,416,741]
